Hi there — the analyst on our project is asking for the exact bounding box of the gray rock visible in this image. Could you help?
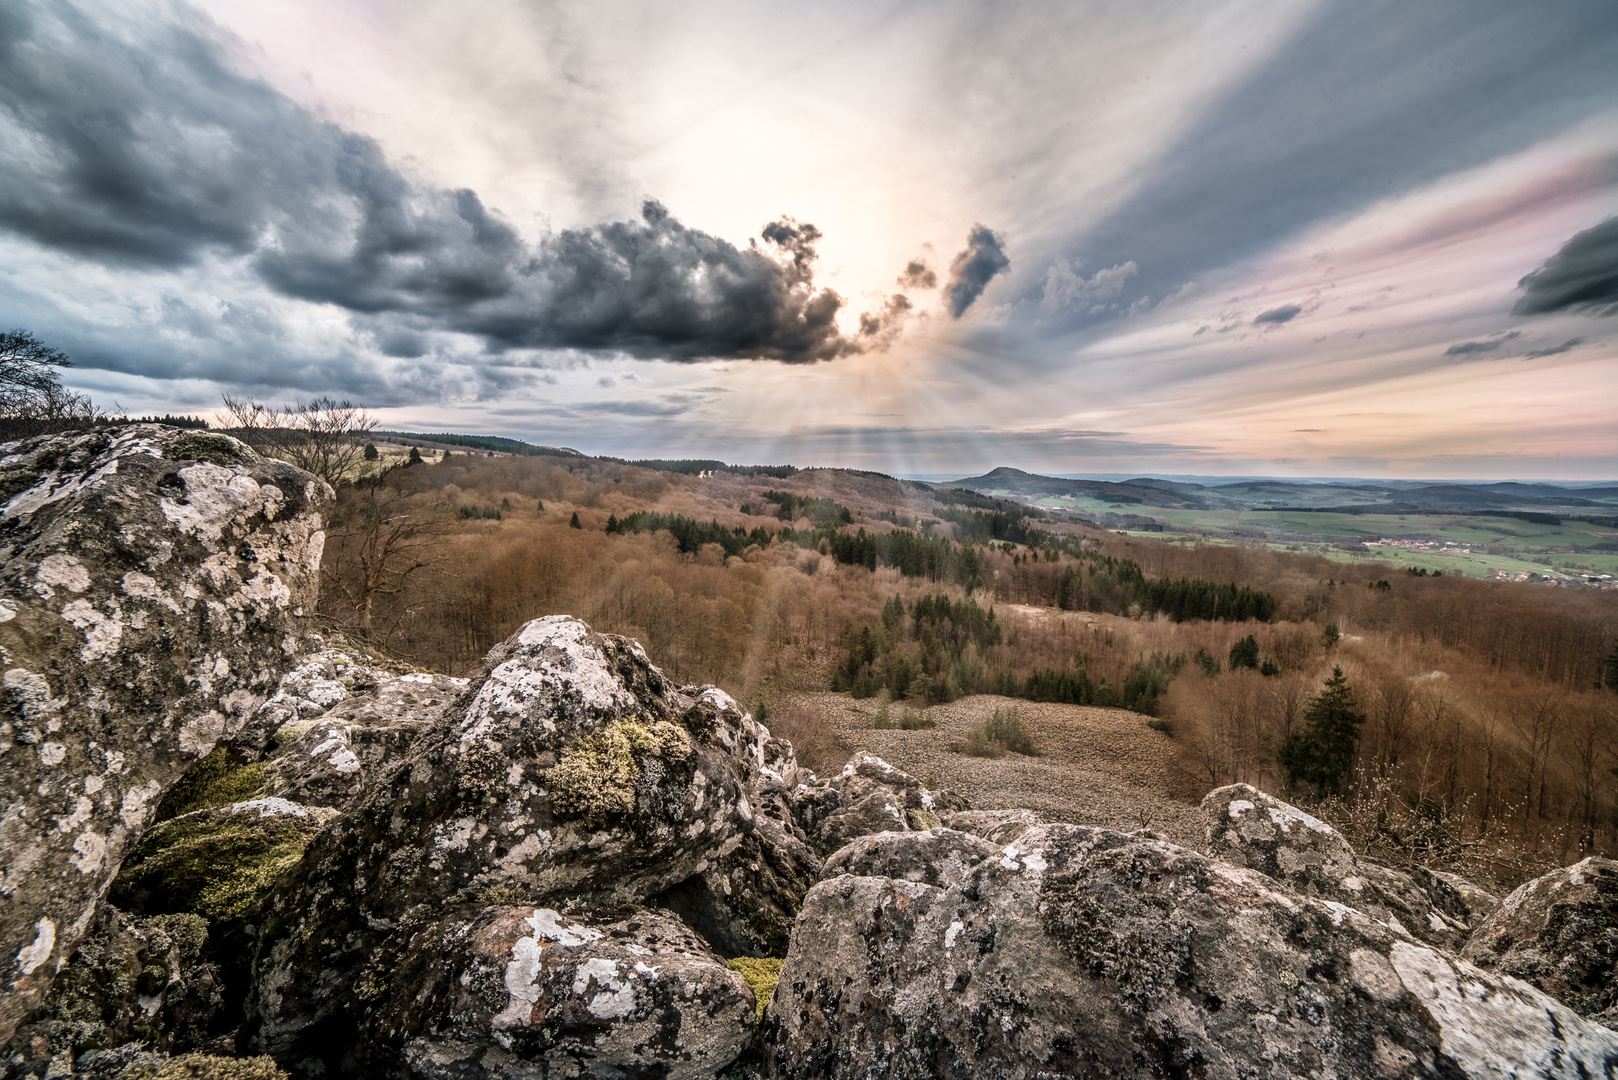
[763,824,1618,1079]
[3,907,225,1078]
[246,616,802,1073]
[0,425,325,1042]
[361,906,754,1080]
[792,752,960,856]
[259,666,469,809]
[943,808,1043,846]
[1463,856,1618,1026]
[822,828,1001,891]
[653,762,821,958]
[1202,783,1472,948]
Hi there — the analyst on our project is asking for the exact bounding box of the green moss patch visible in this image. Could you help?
[545,718,692,826]
[110,807,324,922]
[153,748,266,822]
[121,1053,288,1080]
[726,957,785,1017]
[161,432,258,466]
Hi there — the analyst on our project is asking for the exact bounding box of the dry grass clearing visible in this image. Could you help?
[770,691,1206,849]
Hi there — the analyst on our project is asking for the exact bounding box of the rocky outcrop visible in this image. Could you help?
[1464,856,1618,1026]
[245,616,808,1076]
[764,823,1618,1079]
[943,808,1043,846]
[793,751,965,856]
[0,426,326,1041]
[361,906,755,1080]
[1202,783,1478,948]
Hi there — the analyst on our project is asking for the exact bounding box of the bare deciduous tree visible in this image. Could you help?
[321,480,448,634]
[220,394,378,489]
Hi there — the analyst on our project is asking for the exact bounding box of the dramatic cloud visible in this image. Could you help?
[898,259,937,290]
[1039,259,1138,313]
[857,294,914,347]
[1523,337,1584,358]
[1514,217,1618,316]
[1445,331,1520,356]
[944,225,1011,317]
[0,1,860,364]
[1253,305,1302,325]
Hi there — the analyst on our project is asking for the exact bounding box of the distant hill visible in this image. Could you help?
[942,467,1618,515]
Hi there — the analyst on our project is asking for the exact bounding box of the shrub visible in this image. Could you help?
[962,707,1038,757]
[1146,718,1173,736]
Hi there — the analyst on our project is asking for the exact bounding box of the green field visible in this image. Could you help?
[1041,499,1618,581]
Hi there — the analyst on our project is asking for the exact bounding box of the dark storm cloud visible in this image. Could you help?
[899,259,937,290]
[1513,218,1618,317]
[0,1,859,365]
[1253,305,1302,325]
[1024,0,1618,340]
[1522,337,1584,359]
[944,225,1011,317]
[1444,331,1519,356]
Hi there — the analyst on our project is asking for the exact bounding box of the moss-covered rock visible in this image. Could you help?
[110,800,334,923]
[545,717,693,825]
[152,749,268,822]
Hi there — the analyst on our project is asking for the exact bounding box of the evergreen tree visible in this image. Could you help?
[1229,634,1259,670]
[605,513,620,534]
[1605,640,1618,691]
[407,446,423,465]
[569,511,582,529]
[363,443,378,461]
[1278,666,1366,796]
[536,499,544,513]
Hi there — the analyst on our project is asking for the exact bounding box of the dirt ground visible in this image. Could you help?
[774,691,1209,851]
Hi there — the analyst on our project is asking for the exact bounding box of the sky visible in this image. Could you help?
[2,0,1616,479]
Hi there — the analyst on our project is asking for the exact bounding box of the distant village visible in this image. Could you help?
[1362,538,1617,590]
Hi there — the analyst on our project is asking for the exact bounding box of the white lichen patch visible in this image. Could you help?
[944,920,964,950]
[120,781,162,830]
[69,830,107,874]
[230,797,312,818]
[529,908,604,947]
[573,957,637,1019]
[36,554,90,593]
[60,599,122,662]
[159,463,282,549]
[15,918,55,975]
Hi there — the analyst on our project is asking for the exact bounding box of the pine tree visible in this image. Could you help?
[605,513,620,534]
[407,446,422,465]
[1229,634,1259,670]
[569,511,582,529]
[1278,666,1365,796]
[363,443,378,461]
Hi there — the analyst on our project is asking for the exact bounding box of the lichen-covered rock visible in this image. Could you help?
[1201,783,1472,948]
[258,668,468,809]
[0,425,326,1042]
[821,827,1001,891]
[943,808,1044,846]
[246,616,794,1072]
[352,906,754,1080]
[109,798,336,924]
[763,824,1618,1079]
[792,752,961,856]
[2,906,226,1078]
[1463,856,1618,1026]
[652,744,822,959]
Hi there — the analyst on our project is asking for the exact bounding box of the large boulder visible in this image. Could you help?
[763,824,1618,1079]
[792,752,964,856]
[245,616,806,1075]
[1463,856,1618,1026]
[0,426,326,1041]
[1202,784,1475,948]
[360,906,755,1080]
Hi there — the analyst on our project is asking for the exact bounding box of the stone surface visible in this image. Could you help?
[653,761,821,958]
[0,425,326,1042]
[792,752,961,856]
[258,663,468,810]
[3,906,228,1078]
[1201,783,1472,948]
[245,616,795,1074]
[1463,856,1618,1026]
[358,906,754,1080]
[763,824,1618,1079]
[942,808,1043,846]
